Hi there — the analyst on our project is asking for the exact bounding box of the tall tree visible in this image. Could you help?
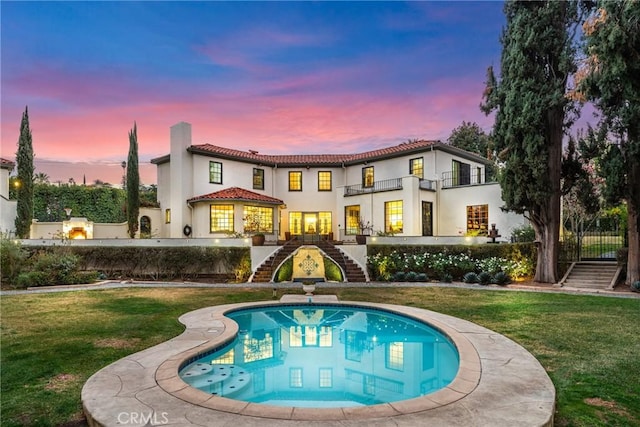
[447,121,492,158]
[577,0,640,286]
[481,1,581,283]
[14,107,35,238]
[126,122,140,238]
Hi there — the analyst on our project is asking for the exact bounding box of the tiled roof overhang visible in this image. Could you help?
[151,140,491,167]
[188,186,284,205]
[0,158,15,170]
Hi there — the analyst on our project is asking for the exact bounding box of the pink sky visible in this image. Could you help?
[1,2,596,186]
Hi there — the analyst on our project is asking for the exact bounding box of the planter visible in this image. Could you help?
[251,234,265,246]
[302,283,316,296]
[355,235,367,245]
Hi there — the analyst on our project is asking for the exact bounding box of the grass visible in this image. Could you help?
[1,286,639,427]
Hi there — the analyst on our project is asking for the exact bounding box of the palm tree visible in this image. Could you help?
[34,172,50,184]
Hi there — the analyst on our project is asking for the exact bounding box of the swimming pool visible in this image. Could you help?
[178,305,459,408]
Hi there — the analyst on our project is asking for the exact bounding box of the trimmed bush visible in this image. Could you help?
[632,281,640,293]
[416,272,428,282]
[324,257,344,282]
[275,257,293,282]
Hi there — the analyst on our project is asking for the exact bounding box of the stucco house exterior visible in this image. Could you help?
[151,122,525,244]
[1,158,17,236]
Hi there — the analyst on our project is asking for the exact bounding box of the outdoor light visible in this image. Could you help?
[64,207,72,218]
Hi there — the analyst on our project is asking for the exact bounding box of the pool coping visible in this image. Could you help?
[82,296,555,426]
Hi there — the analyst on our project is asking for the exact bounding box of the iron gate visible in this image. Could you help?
[563,214,625,261]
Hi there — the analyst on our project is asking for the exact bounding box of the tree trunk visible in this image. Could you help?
[626,157,640,285]
[531,107,563,284]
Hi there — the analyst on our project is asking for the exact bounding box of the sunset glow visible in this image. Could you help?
[1,1,574,186]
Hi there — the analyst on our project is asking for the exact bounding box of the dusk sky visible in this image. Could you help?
[1,1,590,186]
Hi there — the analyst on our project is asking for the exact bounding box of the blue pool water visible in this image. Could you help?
[179,304,459,408]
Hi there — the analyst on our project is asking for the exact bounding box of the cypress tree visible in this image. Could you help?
[578,0,640,286]
[15,106,34,239]
[126,122,140,238]
[481,1,581,283]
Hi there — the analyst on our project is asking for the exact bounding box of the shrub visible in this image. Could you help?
[493,271,511,286]
[478,271,492,285]
[393,271,406,282]
[0,237,29,287]
[16,271,48,288]
[463,272,479,284]
[440,272,453,283]
[275,258,293,282]
[405,271,418,282]
[324,257,344,282]
[632,281,640,293]
[416,272,428,282]
[511,224,535,242]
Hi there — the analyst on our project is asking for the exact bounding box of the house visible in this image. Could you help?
[151,122,525,244]
[0,158,17,236]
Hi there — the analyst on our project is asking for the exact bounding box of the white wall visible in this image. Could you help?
[437,182,525,239]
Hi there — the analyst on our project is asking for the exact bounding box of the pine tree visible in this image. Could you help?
[578,0,640,286]
[14,107,34,238]
[126,123,140,238]
[481,1,581,283]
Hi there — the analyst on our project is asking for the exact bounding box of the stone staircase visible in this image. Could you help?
[251,240,301,283]
[251,240,367,283]
[558,261,621,290]
[316,240,367,283]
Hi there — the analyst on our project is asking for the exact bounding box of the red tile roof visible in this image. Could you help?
[188,186,284,205]
[0,158,15,170]
[186,139,439,166]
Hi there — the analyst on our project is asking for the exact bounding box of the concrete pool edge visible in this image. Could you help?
[82,297,555,426]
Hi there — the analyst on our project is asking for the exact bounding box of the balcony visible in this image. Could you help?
[343,177,436,196]
[344,178,402,196]
[442,169,496,188]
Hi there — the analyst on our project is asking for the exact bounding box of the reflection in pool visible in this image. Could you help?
[179,305,459,408]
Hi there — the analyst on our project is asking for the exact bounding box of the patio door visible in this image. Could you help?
[302,212,319,243]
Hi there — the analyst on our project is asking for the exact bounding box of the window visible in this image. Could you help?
[289,171,302,191]
[209,161,222,184]
[318,171,332,191]
[319,368,333,388]
[452,160,470,186]
[253,168,264,190]
[345,205,360,235]
[410,157,424,179]
[318,212,332,235]
[466,204,488,235]
[289,212,302,235]
[385,201,403,233]
[243,206,273,233]
[243,333,273,363]
[290,368,303,388]
[386,342,404,371]
[211,349,234,365]
[165,209,171,224]
[210,205,234,233]
[362,166,374,188]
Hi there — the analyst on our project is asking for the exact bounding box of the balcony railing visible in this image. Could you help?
[419,179,436,190]
[344,178,402,196]
[442,169,496,188]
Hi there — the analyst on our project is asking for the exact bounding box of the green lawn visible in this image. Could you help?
[1,287,639,427]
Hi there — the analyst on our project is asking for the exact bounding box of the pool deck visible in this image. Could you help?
[82,295,555,427]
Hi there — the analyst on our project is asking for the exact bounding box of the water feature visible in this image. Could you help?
[179,304,459,408]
